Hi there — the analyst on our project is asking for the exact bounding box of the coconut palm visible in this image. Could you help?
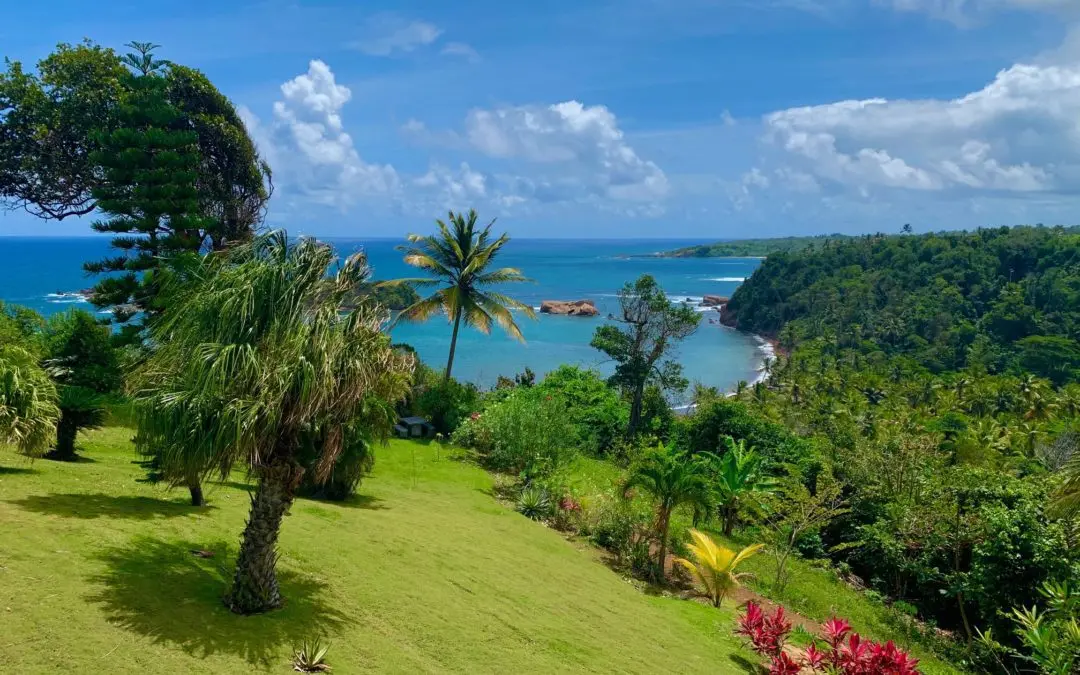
[714,437,777,536]
[674,530,763,607]
[392,210,534,380]
[624,444,713,581]
[0,344,59,456]
[132,232,413,614]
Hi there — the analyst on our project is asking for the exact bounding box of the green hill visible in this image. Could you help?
[658,234,854,258]
[1,429,747,673]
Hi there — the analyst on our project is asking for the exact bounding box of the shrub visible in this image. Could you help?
[411,367,482,435]
[537,365,628,456]
[579,495,654,576]
[673,529,763,607]
[452,387,576,481]
[736,602,920,674]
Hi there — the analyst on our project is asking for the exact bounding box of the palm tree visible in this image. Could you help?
[624,444,713,581]
[714,437,777,536]
[132,233,413,614]
[0,344,59,456]
[392,210,534,380]
[674,530,763,607]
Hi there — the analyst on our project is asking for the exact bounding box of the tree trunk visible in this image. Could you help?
[187,475,204,507]
[627,384,644,438]
[226,463,299,614]
[722,504,736,536]
[445,306,463,381]
[656,507,672,582]
[52,413,78,461]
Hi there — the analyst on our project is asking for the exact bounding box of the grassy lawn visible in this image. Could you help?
[1,428,755,674]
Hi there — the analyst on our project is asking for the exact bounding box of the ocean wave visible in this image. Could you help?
[46,292,90,304]
[702,277,746,282]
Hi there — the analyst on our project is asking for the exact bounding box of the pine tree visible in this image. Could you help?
[84,43,210,344]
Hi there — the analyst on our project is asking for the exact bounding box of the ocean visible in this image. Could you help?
[0,236,765,396]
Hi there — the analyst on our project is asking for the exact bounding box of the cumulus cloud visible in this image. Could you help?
[350,15,442,56]
[760,60,1080,198]
[241,60,398,209]
[463,100,669,204]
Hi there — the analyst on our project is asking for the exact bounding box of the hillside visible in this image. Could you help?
[658,234,854,258]
[1,429,747,674]
[723,225,1080,380]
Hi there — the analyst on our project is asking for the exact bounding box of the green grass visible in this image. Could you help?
[2,428,756,674]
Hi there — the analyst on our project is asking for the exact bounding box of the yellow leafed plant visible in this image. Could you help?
[674,529,764,607]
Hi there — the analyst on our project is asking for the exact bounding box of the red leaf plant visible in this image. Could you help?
[735,602,920,674]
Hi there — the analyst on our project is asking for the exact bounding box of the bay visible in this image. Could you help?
[0,236,765,395]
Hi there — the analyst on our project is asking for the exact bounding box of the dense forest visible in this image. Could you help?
[707,225,1080,671]
[658,233,853,258]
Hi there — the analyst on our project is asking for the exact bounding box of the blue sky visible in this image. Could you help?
[2,0,1079,238]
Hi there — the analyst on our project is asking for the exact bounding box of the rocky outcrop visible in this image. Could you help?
[540,300,599,317]
[701,295,730,307]
[719,304,738,327]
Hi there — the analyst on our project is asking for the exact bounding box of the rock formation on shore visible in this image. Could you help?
[540,300,600,317]
[701,295,730,307]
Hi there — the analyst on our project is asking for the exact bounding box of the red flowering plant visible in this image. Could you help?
[735,603,920,674]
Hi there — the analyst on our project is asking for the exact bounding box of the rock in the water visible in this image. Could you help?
[540,300,600,317]
[701,295,730,307]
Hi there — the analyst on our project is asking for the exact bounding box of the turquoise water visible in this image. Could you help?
[0,237,764,394]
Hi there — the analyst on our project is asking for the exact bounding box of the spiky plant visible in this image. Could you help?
[132,232,414,614]
[390,209,534,380]
[674,529,763,607]
[516,485,552,520]
[292,637,331,672]
[0,344,59,456]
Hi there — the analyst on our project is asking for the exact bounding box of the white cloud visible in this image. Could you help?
[413,162,488,209]
[441,42,481,63]
[463,100,669,204]
[350,15,442,56]
[241,60,399,209]
[761,60,1080,198]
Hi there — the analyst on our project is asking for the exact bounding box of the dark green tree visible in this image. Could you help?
[591,274,700,437]
[41,309,122,460]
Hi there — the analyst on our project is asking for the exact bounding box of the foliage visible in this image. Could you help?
[451,386,575,481]
[292,637,331,672]
[659,233,854,259]
[536,365,628,457]
[673,529,763,606]
[977,581,1080,675]
[408,366,482,434]
[711,437,777,536]
[736,602,920,675]
[591,274,700,437]
[1,40,269,229]
[0,343,59,456]
[83,43,212,341]
[131,232,413,614]
[623,443,713,580]
[675,397,811,468]
[392,209,534,379]
[516,485,553,520]
[353,281,420,311]
[296,424,378,502]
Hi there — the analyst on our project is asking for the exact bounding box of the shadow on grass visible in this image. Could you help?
[220,480,254,492]
[728,653,761,673]
[42,452,97,463]
[87,537,348,667]
[0,465,38,475]
[8,493,209,519]
[317,493,387,511]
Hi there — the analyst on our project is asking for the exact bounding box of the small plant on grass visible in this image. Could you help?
[292,637,331,672]
[517,485,552,520]
[736,602,920,674]
[673,529,763,607]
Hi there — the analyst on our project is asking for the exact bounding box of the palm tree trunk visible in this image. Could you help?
[187,474,204,507]
[445,306,463,381]
[656,507,672,582]
[723,504,736,536]
[227,462,299,614]
[53,412,78,461]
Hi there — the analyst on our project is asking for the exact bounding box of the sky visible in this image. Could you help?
[2,0,1080,239]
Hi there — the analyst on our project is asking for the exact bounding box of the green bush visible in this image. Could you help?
[578,494,654,576]
[452,387,576,480]
[410,366,482,434]
[537,366,628,457]
[516,485,553,520]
